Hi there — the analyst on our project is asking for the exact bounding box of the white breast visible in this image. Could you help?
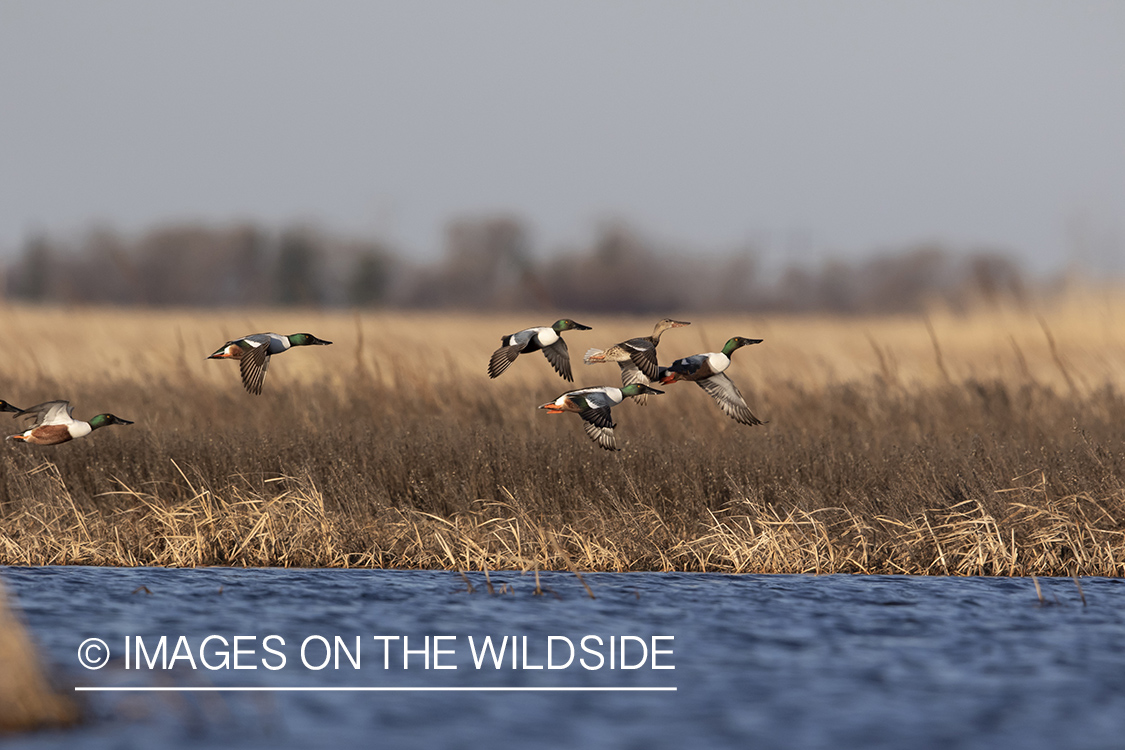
[603,387,624,406]
[68,422,93,439]
[536,327,559,346]
[707,352,730,373]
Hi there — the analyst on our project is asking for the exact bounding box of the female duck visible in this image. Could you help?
[208,332,332,395]
[661,336,765,426]
[583,319,690,401]
[7,401,133,445]
[538,383,664,451]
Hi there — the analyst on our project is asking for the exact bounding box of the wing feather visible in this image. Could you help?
[488,343,523,379]
[541,338,574,382]
[578,405,615,429]
[240,344,270,395]
[624,341,660,381]
[697,373,764,426]
[19,401,73,427]
[581,420,619,451]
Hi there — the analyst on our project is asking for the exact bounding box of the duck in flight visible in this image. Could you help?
[584,318,691,405]
[538,383,664,451]
[6,401,133,445]
[208,332,332,395]
[661,336,765,426]
[488,319,592,382]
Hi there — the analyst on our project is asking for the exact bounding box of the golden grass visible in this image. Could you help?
[2,286,1125,575]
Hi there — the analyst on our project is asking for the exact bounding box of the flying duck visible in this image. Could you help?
[538,383,664,451]
[208,332,332,395]
[488,319,592,382]
[661,336,765,426]
[6,401,133,445]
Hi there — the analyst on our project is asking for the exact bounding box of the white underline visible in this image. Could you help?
[75,686,676,693]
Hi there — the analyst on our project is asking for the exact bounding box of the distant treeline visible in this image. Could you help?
[1,217,1030,313]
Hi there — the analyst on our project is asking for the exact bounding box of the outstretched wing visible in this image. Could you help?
[488,344,523,379]
[239,341,271,395]
[581,421,618,451]
[621,339,660,381]
[19,401,73,427]
[541,338,573,381]
[578,406,617,450]
[696,373,764,426]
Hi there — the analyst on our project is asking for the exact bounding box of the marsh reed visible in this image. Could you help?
[1,289,1125,575]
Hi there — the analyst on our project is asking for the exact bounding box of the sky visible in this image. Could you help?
[1,1,1123,274]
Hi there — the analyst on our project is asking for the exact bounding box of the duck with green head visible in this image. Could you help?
[538,383,664,451]
[489,318,592,382]
[661,336,765,426]
[6,401,133,445]
[208,332,333,395]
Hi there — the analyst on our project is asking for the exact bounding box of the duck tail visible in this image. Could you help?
[583,348,607,365]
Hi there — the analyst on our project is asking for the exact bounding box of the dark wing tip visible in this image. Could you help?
[488,345,520,378]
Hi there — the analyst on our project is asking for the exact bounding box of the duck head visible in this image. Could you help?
[655,319,691,333]
[88,414,134,430]
[721,336,763,356]
[552,319,592,333]
[621,383,665,399]
[288,333,333,346]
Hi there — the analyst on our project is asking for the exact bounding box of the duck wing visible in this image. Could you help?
[18,401,74,427]
[239,340,271,395]
[488,343,524,378]
[541,338,574,382]
[696,373,764,426]
[620,339,660,381]
[581,420,618,451]
[577,405,617,450]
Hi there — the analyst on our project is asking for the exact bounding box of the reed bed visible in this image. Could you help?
[2,289,1125,576]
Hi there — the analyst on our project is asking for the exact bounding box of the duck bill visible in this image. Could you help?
[115,418,134,426]
[572,323,592,331]
[538,403,565,413]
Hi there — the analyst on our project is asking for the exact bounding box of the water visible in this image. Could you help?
[4,567,1125,749]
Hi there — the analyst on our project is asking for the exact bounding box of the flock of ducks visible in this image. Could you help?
[2,319,763,451]
[493,318,765,450]
[3,332,332,445]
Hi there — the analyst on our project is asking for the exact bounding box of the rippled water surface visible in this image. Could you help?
[4,567,1125,749]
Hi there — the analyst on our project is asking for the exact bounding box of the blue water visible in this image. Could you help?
[4,567,1125,749]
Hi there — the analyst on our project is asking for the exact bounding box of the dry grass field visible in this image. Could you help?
[1,287,1124,575]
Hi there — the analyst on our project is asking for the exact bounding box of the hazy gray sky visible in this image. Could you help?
[2,1,1122,272]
